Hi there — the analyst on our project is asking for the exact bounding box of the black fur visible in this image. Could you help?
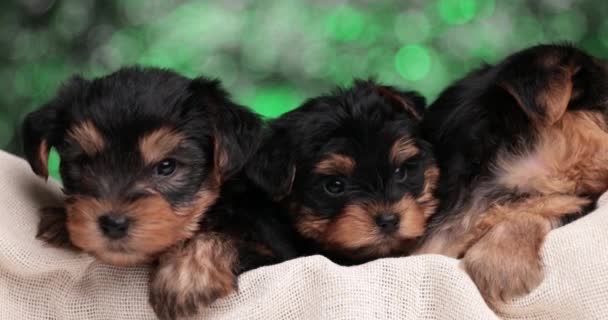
[422,44,608,226]
[248,79,438,265]
[21,67,295,320]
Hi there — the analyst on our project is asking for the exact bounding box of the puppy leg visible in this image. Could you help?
[36,206,78,250]
[149,232,238,320]
[463,214,550,304]
[463,194,589,304]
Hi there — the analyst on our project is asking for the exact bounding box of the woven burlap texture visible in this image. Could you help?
[1,150,606,320]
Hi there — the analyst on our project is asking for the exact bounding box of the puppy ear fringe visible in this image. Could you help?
[189,77,265,181]
[22,75,89,180]
[352,79,426,121]
[497,44,584,126]
[245,128,296,201]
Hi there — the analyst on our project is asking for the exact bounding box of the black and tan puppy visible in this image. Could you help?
[22,67,296,319]
[247,80,439,265]
[417,44,608,304]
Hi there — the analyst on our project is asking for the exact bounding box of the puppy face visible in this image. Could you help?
[249,80,438,262]
[22,67,261,266]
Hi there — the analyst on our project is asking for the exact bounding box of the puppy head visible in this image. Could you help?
[248,80,438,262]
[22,67,262,266]
[497,43,608,126]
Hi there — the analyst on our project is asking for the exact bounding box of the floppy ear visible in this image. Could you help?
[498,47,580,125]
[190,77,263,180]
[22,76,88,180]
[371,82,426,121]
[246,127,296,200]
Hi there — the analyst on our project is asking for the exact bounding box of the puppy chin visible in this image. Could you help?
[92,248,154,267]
[345,236,418,259]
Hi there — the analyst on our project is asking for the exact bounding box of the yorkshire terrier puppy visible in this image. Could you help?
[22,67,296,319]
[417,44,608,304]
[247,80,439,265]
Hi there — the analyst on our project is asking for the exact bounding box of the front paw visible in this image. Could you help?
[149,264,237,320]
[36,207,77,250]
[149,235,238,320]
[464,247,544,303]
[462,218,548,304]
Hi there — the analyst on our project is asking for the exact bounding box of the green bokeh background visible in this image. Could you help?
[2,0,608,180]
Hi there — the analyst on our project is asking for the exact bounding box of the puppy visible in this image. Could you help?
[247,80,439,265]
[22,67,296,319]
[417,44,608,304]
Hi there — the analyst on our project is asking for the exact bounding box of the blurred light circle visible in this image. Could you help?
[21,0,55,15]
[437,0,478,25]
[117,0,177,25]
[394,44,431,81]
[241,30,280,76]
[476,0,495,19]
[290,42,327,79]
[514,15,545,46]
[87,25,116,49]
[53,0,94,40]
[249,86,303,118]
[549,10,588,42]
[201,56,239,86]
[394,10,432,43]
[325,5,367,42]
[436,25,479,59]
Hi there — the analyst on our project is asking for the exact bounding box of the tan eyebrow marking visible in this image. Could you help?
[314,154,356,176]
[390,137,419,165]
[139,127,185,165]
[67,121,105,155]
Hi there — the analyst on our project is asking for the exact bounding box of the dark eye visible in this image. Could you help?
[155,159,176,176]
[394,165,408,182]
[323,178,346,195]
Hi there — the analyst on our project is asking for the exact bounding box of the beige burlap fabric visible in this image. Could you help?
[1,149,607,320]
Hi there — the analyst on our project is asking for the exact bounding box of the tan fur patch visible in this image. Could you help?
[416,166,440,218]
[390,137,419,165]
[501,63,579,125]
[324,204,379,250]
[214,134,229,178]
[292,206,330,240]
[535,70,572,125]
[68,121,105,155]
[497,111,608,195]
[392,196,426,238]
[149,232,238,319]
[416,194,590,258]
[174,186,220,218]
[139,127,184,165]
[37,139,50,179]
[314,154,356,176]
[460,195,587,258]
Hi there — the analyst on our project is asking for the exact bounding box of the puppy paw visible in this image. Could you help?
[462,216,549,304]
[463,247,544,303]
[149,234,238,320]
[36,207,77,250]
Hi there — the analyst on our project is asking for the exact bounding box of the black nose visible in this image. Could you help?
[375,213,400,233]
[98,214,130,239]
